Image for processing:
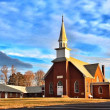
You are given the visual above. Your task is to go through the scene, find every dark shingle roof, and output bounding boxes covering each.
[0,84,43,93]
[26,86,42,93]
[0,84,22,93]
[84,63,99,77]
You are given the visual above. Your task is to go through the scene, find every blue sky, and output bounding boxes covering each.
[0,0,110,79]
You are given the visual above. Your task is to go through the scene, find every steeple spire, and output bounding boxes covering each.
[58,16,68,48]
[55,16,71,59]
[62,15,64,22]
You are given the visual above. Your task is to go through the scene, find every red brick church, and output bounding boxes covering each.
[44,16,110,99]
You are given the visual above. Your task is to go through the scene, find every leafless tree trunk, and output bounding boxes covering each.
[24,71,34,86]
[35,70,45,86]
[11,65,16,75]
[1,65,8,84]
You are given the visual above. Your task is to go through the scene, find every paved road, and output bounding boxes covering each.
[3,102,110,110]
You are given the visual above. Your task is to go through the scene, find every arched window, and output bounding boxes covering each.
[98,86,103,94]
[87,81,89,92]
[74,81,79,93]
[97,76,99,82]
[57,81,63,86]
[49,82,53,94]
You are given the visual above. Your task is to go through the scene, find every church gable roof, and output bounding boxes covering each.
[52,57,98,78]
[47,57,100,79]
[69,57,93,78]
[52,57,94,78]
[84,63,99,77]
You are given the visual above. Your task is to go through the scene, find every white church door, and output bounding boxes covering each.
[5,92,8,98]
[57,81,63,96]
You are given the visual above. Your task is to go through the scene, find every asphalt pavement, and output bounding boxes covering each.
[3,102,110,110]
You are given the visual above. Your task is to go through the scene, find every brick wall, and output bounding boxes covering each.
[45,61,67,97]
[93,85,109,99]
[45,65,54,97]
[45,61,105,98]
[0,92,21,98]
[93,65,103,82]
[69,62,85,98]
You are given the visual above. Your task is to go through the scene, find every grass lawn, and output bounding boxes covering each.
[0,98,110,109]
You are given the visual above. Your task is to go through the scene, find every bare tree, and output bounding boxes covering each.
[24,71,35,86]
[0,74,4,84]
[11,65,16,75]
[35,70,45,86]
[1,65,8,84]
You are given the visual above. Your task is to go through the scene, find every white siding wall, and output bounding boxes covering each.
[57,48,70,58]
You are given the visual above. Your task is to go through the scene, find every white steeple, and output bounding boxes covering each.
[55,16,71,58]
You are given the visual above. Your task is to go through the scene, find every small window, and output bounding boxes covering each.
[16,93,18,97]
[74,81,79,93]
[49,82,53,94]
[97,76,99,82]
[35,94,37,96]
[57,81,63,86]
[59,43,62,48]
[10,93,12,97]
[98,86,103,94]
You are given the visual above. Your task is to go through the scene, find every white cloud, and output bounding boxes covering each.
[7,52,24,57]
[69,31,110,51]
[101,0,110,14]
[73,53,110,68]
[0,1,19,13]
[33,63,51,69]
[98,23,110,31]
[82,0,96,12]
[2,48,55,59]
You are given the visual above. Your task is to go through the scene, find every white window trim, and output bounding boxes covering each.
[74,81,79,93]
[98,86,103,94]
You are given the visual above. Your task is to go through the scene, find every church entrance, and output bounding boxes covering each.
[57,81,63,96]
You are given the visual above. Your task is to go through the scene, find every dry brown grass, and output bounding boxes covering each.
[0,98,110,109]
